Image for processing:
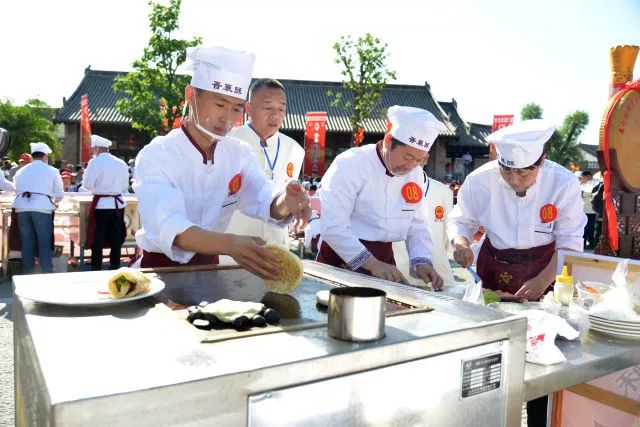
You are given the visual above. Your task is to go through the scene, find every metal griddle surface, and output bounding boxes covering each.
[152,268,411,335]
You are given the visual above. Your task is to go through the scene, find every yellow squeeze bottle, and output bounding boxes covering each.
[554,265,574,306]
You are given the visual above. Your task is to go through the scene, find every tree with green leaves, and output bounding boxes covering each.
[520,103,587,167]
[113,0,201,137]
[520,103,543,120]
[328,34,397,145]
[0,99,61,160]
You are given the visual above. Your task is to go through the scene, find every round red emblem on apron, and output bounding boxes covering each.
[228,173,242,195]
[402,182,422,204]
[434,205,445,220]
[540,203,557,223]
[286,162,294,178]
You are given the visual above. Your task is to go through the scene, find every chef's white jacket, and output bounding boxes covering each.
[0,175,15,192]
[133,126,290,264]
[448,160,586,252]
[12,160,64,212]
[224,124,304,245]
[304,217,322,253]
[320,143,435,270]
[394,174,455,284]
[81,152,130,209]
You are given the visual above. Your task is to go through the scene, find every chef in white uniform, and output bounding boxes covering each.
[11,142,64,274]
[225,78,305,246]
[318,106,444,288]
[81,135,130,271]
[393,162,455,286]
[448,119,586,301]
[133,46,310,279]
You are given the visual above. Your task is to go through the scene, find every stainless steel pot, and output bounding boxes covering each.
[328,287,386,342]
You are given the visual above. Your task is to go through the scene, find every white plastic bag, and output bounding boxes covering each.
[521,310,579,365]
[539,293,591,339]
[589,259,640,321]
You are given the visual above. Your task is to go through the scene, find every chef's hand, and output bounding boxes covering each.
[271,181,311,229]
[227,236,281,280]
[514,275,550,301]
[415,264,443,290]
[453,245,474,268]
[365,259,407,283]
[286,181,311,229]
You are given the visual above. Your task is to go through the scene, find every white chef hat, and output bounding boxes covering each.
[30,142,52,154]
[187,46,255,101]
[387,106,446,152]
[91,135,112,148]
[488,119,555,168]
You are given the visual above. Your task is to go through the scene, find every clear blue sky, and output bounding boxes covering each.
[1,0,639,145]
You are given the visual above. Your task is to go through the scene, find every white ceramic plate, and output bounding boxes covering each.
[590,320,640,332]
[589,314,640,327]
[591,322,640,336]
[590,323,640,334]
[15,276,165,307]
[590,325,640,340]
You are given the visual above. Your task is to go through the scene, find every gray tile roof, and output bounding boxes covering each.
[278,79,455,136]
[56,68,490,146]
[579,143,598,162]
[56,69,130,124]
[469,122,492,141]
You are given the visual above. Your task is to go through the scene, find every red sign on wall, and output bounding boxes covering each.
[80,95,92,163]
[304,112,327,176]
[491,114,514,132]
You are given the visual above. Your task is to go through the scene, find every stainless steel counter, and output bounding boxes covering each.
[523,331,640,401]
[14,261,527,426]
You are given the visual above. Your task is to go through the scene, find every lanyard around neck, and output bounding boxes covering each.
[248,123,280,180]
[263,137,280,180]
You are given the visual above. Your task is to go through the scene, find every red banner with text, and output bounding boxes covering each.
[80,95,92,164]
[491,114,514,132]
[304,112,327,176]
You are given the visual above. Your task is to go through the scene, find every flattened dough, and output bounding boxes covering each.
[263,244,304,294]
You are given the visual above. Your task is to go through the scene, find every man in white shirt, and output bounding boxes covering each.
[318,106,444,288]
[579,170,597,249]
[133,46,310,277]
[462,150,473,176]
[449,119,586,427]
[81,135,130,271]
[225,78,305,246]
[11,142,64,273]
[449,120,586,301]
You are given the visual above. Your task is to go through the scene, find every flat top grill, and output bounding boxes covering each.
[153,266,418,343]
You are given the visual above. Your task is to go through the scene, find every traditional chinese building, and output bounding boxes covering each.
[578,143,600,172]
[55,67,491,180]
